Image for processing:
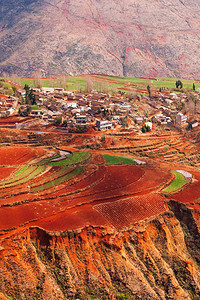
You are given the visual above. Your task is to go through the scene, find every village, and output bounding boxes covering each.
[0,78,200,135]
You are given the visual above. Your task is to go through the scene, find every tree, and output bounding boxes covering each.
[142,124,151,133]
[187,123,193,130]
[62,120,67,127]
[24,85,36,105]
[142,125,146,133]
[32,70,42,88]
[85,76,93,92]
[147,85,151,99]
[175,80,183,89]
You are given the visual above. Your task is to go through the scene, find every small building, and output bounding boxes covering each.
[75,114,87,124]
[63,102,77,109]
[190,120,198,128]
[96,120,113,131]
[145,121,153,131]
[30,110,44,118]
[176,113,187,127]
[135,116,144,125]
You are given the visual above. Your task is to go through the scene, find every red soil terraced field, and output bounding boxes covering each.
[2,147,199,234]
[0,150,174,233]
[0,147,45,165]
[0,167,16,180]
[170,171,200,204]
[94,193,167,228]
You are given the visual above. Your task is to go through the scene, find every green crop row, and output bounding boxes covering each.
[0,166,36,186]
[31,166,83,193]
[30,166,73,188]
[1,166,45,188]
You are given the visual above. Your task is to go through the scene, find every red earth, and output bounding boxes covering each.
[0,147,45,165]
[1,147,199,235]
[0,167,16,180]
[0,153,173,233]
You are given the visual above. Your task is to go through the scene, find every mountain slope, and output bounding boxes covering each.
[1,0,200,77]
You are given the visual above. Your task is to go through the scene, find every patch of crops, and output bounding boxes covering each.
[102,154,137,165]
[31,166,83,192]
[0,166,37,186]
[162,171,187,194]
[38,154,60,165]
[1,166,45,188]
[49,151,90,166]
[15,166,28,175]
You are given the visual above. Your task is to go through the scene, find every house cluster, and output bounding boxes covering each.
[0,95,18,118]
[18,87,134,131]
[3,84,199,133]
[132,91,200,131]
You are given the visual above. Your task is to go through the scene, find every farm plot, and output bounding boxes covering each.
[94,193,166,228]
[40,165,106,199]
[49,151,90,166]
[35,204,109,231]
[102,154,137,165]
[162,171,188,194]
[64,165,144,199]
[0,166,38,186]
[170,171,200,203]
[57,166,170,208]
[0,166,45,188]
[0,147,45,165]
[31,166,83,193]
[0,167,16,180]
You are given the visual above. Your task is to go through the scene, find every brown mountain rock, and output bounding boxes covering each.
[1,0,200,77]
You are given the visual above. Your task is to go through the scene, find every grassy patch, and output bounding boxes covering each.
[31,166,83,192]
[31,105,40,110]
[102,154,137,165]
[13,75,200,93]
[119,156,137,165]
[163,171,187,194]
[49,151,90,166]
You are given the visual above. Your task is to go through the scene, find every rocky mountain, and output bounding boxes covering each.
[1,0,200,78]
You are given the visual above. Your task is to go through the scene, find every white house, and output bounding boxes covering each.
[96,120,113,131]
[145,121,153,131]
[176,113,187,127]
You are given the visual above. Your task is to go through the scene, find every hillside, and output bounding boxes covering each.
[1,0,200,77]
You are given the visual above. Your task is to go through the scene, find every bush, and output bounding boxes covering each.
[142,125,151,133]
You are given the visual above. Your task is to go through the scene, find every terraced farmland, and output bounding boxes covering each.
[0,144,198,235]
[0,146,176,233]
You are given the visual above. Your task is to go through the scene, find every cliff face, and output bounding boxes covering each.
[0,202,200,300]
[1,0,200,78]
